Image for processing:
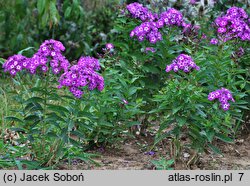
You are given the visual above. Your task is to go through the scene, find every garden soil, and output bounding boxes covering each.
[60,129,250,170]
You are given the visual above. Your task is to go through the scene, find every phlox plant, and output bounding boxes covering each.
[1,39,112,168]
[2,37,147,168]
[107,3,249,160]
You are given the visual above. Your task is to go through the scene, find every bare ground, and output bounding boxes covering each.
[59,130,250,170]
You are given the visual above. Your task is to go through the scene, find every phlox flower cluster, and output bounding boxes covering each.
[129,21,162,43]
[126,2,157,22]
[208,88,235,111]
[34,39,70,74]
[189,0,196,5]
[58,57,104,98]
[127,3,184,44]
[159,8,183,27]
[3,39,70,76]
[77,56,101,71]
[215,6,250,41]
[165,54,200,73]
[3,54,28,76]
[3,40,105,99]
[105,43,114,51]
[210,38,219,45]
[102,43,115,55]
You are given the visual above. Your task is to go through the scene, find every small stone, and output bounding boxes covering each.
[183,152,190,158]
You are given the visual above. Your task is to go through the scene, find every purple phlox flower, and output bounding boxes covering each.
[2,54,28,76]
[221,102,230,111]
[77,56,101,71]
[145,151,155,156]
[33,40,70,74]
[201,33,207,39]
[105,43,114,50]
[160,8,183,27]
[208,88,234,111]
[58,56,104,98]
[3,39,70,76]
[165,54,199,73]
[127,3,185,44]
[208,92,216,101]
[190,0,196,5]
[122,99,128,104]
[130,21,163,44]
[214,7,250,42]
[210,38,219,45]
[127,2,156,22]
[165,64,172,72]
[98,147,105,153]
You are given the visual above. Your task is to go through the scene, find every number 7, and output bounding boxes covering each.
[238,173,244,181]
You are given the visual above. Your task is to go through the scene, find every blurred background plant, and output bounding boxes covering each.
[0,0,120,60]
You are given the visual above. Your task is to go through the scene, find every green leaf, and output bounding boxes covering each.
[166,159,175,166]
[46,132,58,138]
[24,115,40,123]
[0,58,6,65]
[74,154,100,166]
[20,160,42,170]
[24,102,43,112]
[173,106,182,114]
[202,46,215,51]
[206,130,215,142]
[99,121,113,127]
[64,7,72,18]
[207,143,222,155]
[49,1,59,25]
[69,138,81,146]
[37,0,46,14]
[44,113,65,124]
[153,130,173,148]
[14,160,23,170]
[128,86,139,96]
[18,47,34,55]
[78,111,94,119]
[47,104,70,115]
[25,97,44,104]
[215,133,233,143]
[5,116,24,124]
[70,130,85,139]
[10,127,26,133]
[68,120,75,131]
[126,121,140,127]
[41,12,49,28]
[159,120,173,132]
[176,116,186,127]
[30,87,47,94]
[142,65,160,74]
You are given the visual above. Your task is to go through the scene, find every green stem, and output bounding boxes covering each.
[41,74,50,157]
[16,74,32,98]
